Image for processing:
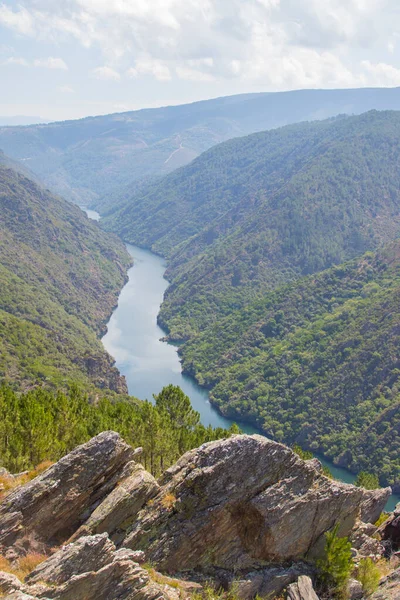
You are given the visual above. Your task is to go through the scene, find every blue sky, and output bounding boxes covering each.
[1,0,400,121]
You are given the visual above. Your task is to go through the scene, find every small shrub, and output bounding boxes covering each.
[317,524,353,599]
[26,461,54,481]
[357,558,380,597]
[161,493,177,510]
[374,512,389,527]
[293,444,313,460]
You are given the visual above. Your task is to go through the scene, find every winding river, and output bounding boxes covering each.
[85,207,399,511]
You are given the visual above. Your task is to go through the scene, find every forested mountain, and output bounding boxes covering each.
[0,157,131,393]
[1,88,400,208]
[178,242,400,490]
[104,111,400,339]
[102,110,400,489]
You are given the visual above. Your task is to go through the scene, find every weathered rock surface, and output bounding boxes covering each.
[0,571,24,595]
[286,576,319,600]
[0,432,135,550]
[12,534,177,600]
[347,579,364,600]
[72,462,159,543]
[231,564,315,600]
[372,567,400,600]
[26,534,115,585]
[379,503,400,554]
[124,435,390,573]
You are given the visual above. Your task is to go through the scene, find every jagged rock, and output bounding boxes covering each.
[22,534,176,600]
[231,564,315,600]
[351,521,384,559]
[306,459,323,473]
[286,576,319,600]
[360,492,392,525]
[0,468,13,480]
[71,462,159,543]
[26,534,115,585]
[5,593,41,600]
[379,503,400,553]
[348,579,364,600]
[0,571,24,594]
[371,566,400,599]
[124,435,390,573]
[0,432,135,550]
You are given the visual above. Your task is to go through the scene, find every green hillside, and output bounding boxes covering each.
[104,111,400,343]
[0,160,131,394]
[178,242,400,490]
[1,88,400,209]
[102,111,400,489]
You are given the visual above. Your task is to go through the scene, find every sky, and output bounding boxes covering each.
[1,0,400,122]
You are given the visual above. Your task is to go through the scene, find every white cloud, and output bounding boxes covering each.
[128,58,171,82]
[91,65,120,81]
[0,0,399,91]
[361,60,400,86]
[2,56,29,66]
[34,57,68,70]
[0,4,34,35]
[176,66,215,82]
[58,85,75,93]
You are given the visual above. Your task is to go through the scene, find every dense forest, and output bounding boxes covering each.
[177,242,400,489]
[103,111,400,345]
[0,159,131,394]
[0,383,237,477]
[101,111,400,489]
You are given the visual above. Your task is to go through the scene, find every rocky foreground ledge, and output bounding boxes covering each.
[0,432,398,600]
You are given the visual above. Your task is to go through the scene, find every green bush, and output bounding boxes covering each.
[317,524,353,599]
[357,558,381,597]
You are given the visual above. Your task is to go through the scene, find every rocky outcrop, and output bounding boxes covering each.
[0,432,394,600]
[124,435,390,573]
[286,576,319,600]
[378,503,400,554]
[2,534,179,600]
[231,564,315,600]
[372,567,400,600]
[0,432,135,550]
[71,461,159,544]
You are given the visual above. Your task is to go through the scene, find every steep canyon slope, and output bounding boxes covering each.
[0,156,131,393]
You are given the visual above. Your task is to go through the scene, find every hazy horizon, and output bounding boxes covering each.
[2,0,400,121]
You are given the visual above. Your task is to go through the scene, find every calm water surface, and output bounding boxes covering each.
[84,207,399,511]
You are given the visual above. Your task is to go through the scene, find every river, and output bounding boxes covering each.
[84,207,399,511]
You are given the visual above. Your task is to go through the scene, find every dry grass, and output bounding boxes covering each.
[161,493,177,510]
[26,461,54,481]
[376,558,392,578]
[146,567,181,589]
[0,552,47,581]
[0,461,53,501]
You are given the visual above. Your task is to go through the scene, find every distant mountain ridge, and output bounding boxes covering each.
[1,87,400,208]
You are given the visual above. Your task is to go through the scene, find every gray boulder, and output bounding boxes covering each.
[22,534,177,600]
[0,432,135,549]
[286,576,320,600]
[372,567,400,600]
[71,462,159,543]
[124,435,390,573]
